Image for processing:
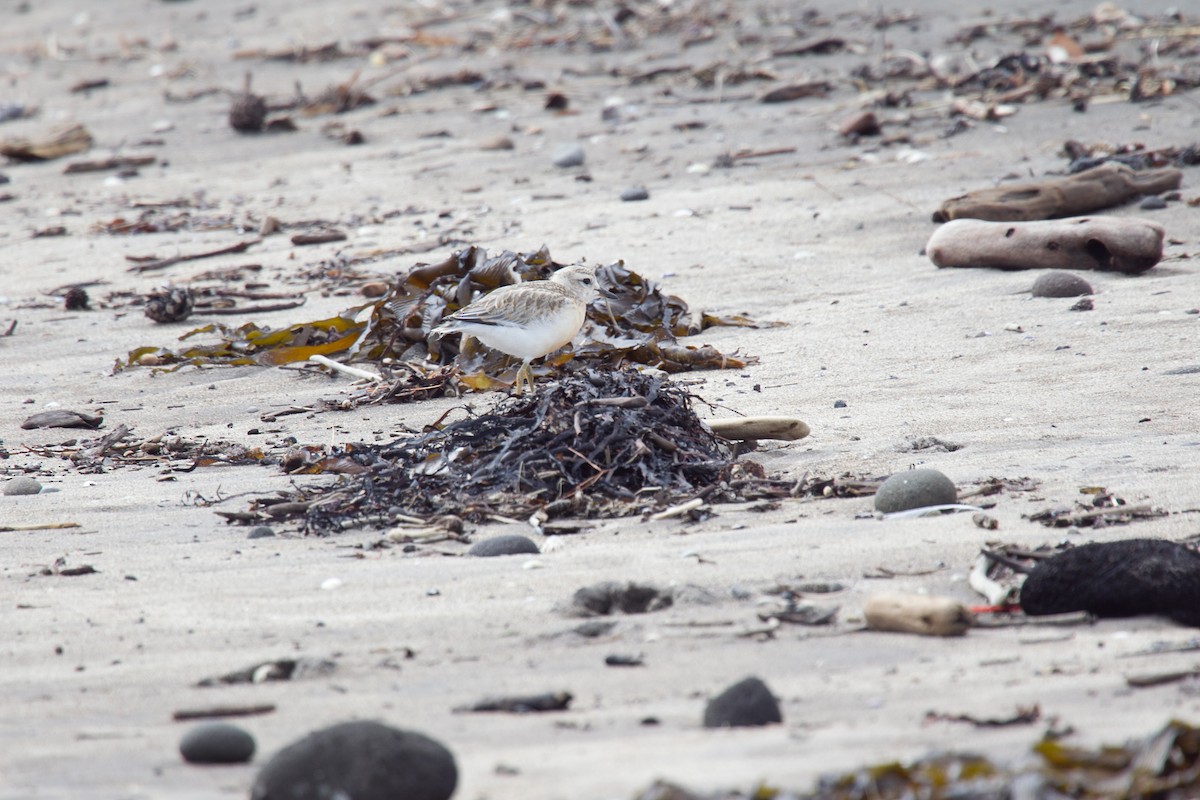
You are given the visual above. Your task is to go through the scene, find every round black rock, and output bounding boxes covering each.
[468,534,540,557]
[702,676,782,728]
[179,722,256,765]
[874,468,957,513]
[1021,539,1200,626]
[251,720,457,800]
[1031,271,1093,298]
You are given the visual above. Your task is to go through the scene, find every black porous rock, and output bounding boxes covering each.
[230,93,267,133]
[702,676,782,728]
[468,534,540,557]
[1031,270,1093,298]
[63,286,90,310]
[144,286,195,323]
[1020,539,1200,626]
[874,468,957,513]
[251,721,457,800]
[568,581,673,616]
[179,722,256,764]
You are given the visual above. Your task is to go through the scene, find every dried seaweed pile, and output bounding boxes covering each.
[124,245,764,394]
[265,370,783,533]
[639,719,1200,799]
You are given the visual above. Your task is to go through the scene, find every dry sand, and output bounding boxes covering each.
[2,1,1199,798]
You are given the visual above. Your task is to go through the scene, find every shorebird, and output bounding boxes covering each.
[433,264,606,395]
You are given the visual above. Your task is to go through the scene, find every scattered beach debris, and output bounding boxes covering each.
[195,657,337,687]
[928,216,1165,273]
[245,370,798,531]
[144,286,195,323]
[0,122,93,162]
[568,581,674,617]
[121,245,762,390]
[635,719,1200,799]
[924,704,1041,728]
[20,410,103,430]
[864,593,973,636]
[172,704,277,722]
[458,691,572,714]
[932,163,1181,222]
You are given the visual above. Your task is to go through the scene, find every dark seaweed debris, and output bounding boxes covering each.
[273,370,789,533]
[1020,538,1200,627]
[635,719,1200,799]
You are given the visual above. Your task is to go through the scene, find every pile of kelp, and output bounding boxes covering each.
[124,245,766,395]
[256,369,792,532]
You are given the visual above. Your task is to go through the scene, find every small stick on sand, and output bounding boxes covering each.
[309,354,382,382]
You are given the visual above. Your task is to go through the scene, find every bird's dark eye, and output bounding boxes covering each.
[582,278,592,285]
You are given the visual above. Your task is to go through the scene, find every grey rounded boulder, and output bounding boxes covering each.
[874,468,957,513]
[179,722,256,764]
[4,476,43,496]
[251,720,457,800]
[702,676,782,728]
[468,534,540,557]
[1031,271,1093,298]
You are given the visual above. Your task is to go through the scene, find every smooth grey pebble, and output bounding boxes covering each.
[620,186,649,201]
[1031,270,1093,298]
[468,534,540,557]
[874,468,957,513]
[4,476,43,496]
[1139,195,1167,210]
[180,722,256,765]
[251,720,457,800]
[551,143,585,168]
[248,526,276,539]
[833,399,847,408]
[703,676,782,728]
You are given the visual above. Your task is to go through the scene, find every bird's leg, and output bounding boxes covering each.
[512,360,533,396]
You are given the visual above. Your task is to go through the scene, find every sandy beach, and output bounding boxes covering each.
[3,1,1200,797]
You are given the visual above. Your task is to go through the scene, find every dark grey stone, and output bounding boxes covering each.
[620,186,649,201]
[1031,270,1093,298]
[179,722,256,764]
[703,676,782,728]
[251,721,457,800]
[874,468,957,513]
[248,526,276,539]
[468,534,540,557]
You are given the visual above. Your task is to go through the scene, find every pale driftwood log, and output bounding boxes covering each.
[863,593,973,636]
[707,417,810,442]
[933,162,1181,222]
[927,216,1164,274]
